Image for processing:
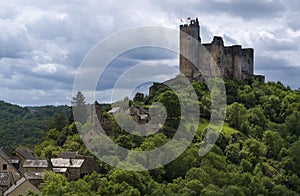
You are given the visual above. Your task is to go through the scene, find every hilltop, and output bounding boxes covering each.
[30,78,300,195]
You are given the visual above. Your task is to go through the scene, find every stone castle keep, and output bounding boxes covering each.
[180,18,258,81]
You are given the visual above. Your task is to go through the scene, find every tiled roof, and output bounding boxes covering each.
[24,172,44,180]
[51,158,84,168]
[15,148,39,160]
[0,149,11,161]
[23,159,48,168]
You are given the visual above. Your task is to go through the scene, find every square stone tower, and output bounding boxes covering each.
[179,18,201,81]
[179,18,255,81]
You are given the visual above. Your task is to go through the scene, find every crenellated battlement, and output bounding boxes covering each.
[179,18,263,82]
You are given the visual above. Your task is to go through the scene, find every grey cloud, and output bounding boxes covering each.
[286,13,300,31]
[223,34,238,45]
[255,56,300,89]
[260,66,300,89]
[125,47,177,61]
[263,38,297,51]
[0,20,32,58]
[0,0,299,105]
[164,0,285,20]
[256,56,290,70]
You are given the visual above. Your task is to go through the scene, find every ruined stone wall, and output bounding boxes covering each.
[179,18,254,82]
[241,48,254,80]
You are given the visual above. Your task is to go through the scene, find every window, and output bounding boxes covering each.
[217,57,221,66]
[3,164,7,170]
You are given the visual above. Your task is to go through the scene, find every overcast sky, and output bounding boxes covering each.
[1,0,300,106]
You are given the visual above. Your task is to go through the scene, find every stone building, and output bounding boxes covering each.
[179,18,262,81]
[22,159,48,186]
[0,149,21,186]
[3,177,40,196]
[0,173,13,196]
[51,152,100,181]
[11,148,39,171]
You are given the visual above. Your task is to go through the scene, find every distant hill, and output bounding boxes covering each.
[0,100,71,152]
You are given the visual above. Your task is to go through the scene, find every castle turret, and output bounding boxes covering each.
[179,18,201,80]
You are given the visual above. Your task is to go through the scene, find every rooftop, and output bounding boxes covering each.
[15,148,39,160]
[24,172,44,180]
[0,148,11,161]
[23,159,48,168]
[51,158,84,168]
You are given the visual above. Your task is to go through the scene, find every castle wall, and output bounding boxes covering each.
[210,37,225,77]
[241,48,254,80]
[179,18,255,82]
[232,45,242,81]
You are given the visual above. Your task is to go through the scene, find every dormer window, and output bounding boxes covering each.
[3,164,7,170]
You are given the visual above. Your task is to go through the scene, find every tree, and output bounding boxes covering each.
[47,112,68,131]
[240,138,267,165]
[262,130,284,159]
[133,92,144,103]
[71,91,88,124]
[226,102,249,133]
[247,106,267,139]
[290,140,300,176]
[285,111,300,136]
[40,171,69,195]
[156,90,180,119]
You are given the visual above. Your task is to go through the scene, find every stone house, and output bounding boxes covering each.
[0,149,21,184]
[50,151,100,181]
[22,159,48,186]
[129,106,150,124]
[50,158,85,180]
[11,148,39,170]
[3,177,40,196]
[0,173,13,196]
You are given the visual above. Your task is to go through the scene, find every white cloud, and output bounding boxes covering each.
[0,0,299,105]
[32,63,58,74]
[0,19,32,58]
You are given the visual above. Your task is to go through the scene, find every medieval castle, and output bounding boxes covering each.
[179,18,264,81]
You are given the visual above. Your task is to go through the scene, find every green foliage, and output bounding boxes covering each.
[226,102,248,133]
[8,79,300,195]
[71,91,88,124]
[0,100,70,152]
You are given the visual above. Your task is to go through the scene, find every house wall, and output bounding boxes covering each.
[1,186,9,196]
[79,157,99,175]
[23,167,46,174]
[4,180,40,196]
[0,157,20,183]
[67,168,80,181]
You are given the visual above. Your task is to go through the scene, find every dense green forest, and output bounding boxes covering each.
[9,79,300,195]
[0,101,71,152]
[27,80,300,196]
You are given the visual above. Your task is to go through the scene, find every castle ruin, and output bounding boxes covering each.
[180,18,260,81]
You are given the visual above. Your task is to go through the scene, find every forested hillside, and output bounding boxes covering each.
[0,101,71,152]
[33,79,300,195]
